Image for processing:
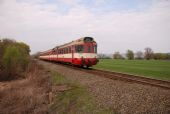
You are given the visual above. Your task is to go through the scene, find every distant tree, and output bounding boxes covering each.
[153,53,162,60]
[98,54,105,59]
[126,50,134,60]
[144,47,153,60]
[135,51,143,59]
[153,53,170,60]
[167,53,170,60]
[31,52,41,59]
[113,52,124,59]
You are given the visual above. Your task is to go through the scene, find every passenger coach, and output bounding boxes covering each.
[39,37,98,67]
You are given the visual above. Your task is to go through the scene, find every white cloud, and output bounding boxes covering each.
[0,0,170,54]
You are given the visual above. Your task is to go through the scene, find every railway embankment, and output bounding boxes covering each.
[38,60,170,114]
[0,61,51,114]
[0,60,113,114]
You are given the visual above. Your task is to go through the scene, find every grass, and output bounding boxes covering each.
[93,59,170,80]
[0,62,50,114]
[50,72,114,114]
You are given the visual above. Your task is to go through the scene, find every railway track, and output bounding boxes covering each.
[46,61,170,89]
[72,67,170,89]
[86,69,170,89]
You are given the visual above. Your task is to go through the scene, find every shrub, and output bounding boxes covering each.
[2,45,29,79]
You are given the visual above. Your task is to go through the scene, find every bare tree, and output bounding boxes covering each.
[126,50,134,60]
[113,52,123,59]
[144,47,153,60]
[98,54,105,59]
[135,51,143,59]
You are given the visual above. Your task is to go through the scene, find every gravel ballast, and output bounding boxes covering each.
[39,60,170,114]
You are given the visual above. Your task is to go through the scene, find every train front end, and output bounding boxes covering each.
[73,37,99,67]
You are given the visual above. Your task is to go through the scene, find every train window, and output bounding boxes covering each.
[76,45,84,53]
[69,47,71,53]
[67,47,70,53]
[84,37,93,42]
[66,48,68,54]
[65,48,67,54]
[94,45,97,53]
[64,48,65,54]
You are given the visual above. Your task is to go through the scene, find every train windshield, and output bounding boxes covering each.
[75,45,84,53]
[87,45,97,53]
[87,46,92,53]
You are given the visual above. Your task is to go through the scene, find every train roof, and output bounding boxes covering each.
[54,37,96,49]
[39,49,52,54]
[40,37,96,54]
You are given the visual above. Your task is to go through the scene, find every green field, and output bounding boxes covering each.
[93,59,170,80]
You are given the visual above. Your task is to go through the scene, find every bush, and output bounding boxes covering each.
[2,46,29,79]
[0,39,30,80]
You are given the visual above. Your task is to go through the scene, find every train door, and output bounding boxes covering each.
[71,45,74,63]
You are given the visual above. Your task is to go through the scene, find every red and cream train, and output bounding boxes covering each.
[39,37,99,67]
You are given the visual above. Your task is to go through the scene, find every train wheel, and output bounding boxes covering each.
[86,66,89,68]
[82,65,89,69]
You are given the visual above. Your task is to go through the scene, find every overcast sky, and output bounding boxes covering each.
[0,0,170,54]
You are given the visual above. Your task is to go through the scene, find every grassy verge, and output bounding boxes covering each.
[50,72,114,114]
[93,59,170,80]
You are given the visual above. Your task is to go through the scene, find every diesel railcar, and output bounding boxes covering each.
[39,37,98,67]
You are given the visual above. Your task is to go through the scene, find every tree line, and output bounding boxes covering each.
[114,47,170,60]
[98,47,170,60]
[0,38,30,80]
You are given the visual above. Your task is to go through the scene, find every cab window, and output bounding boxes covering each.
[87,46,92,53]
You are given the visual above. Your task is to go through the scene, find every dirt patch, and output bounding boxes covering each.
[52,85,72,92]
[0,62,51,114]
